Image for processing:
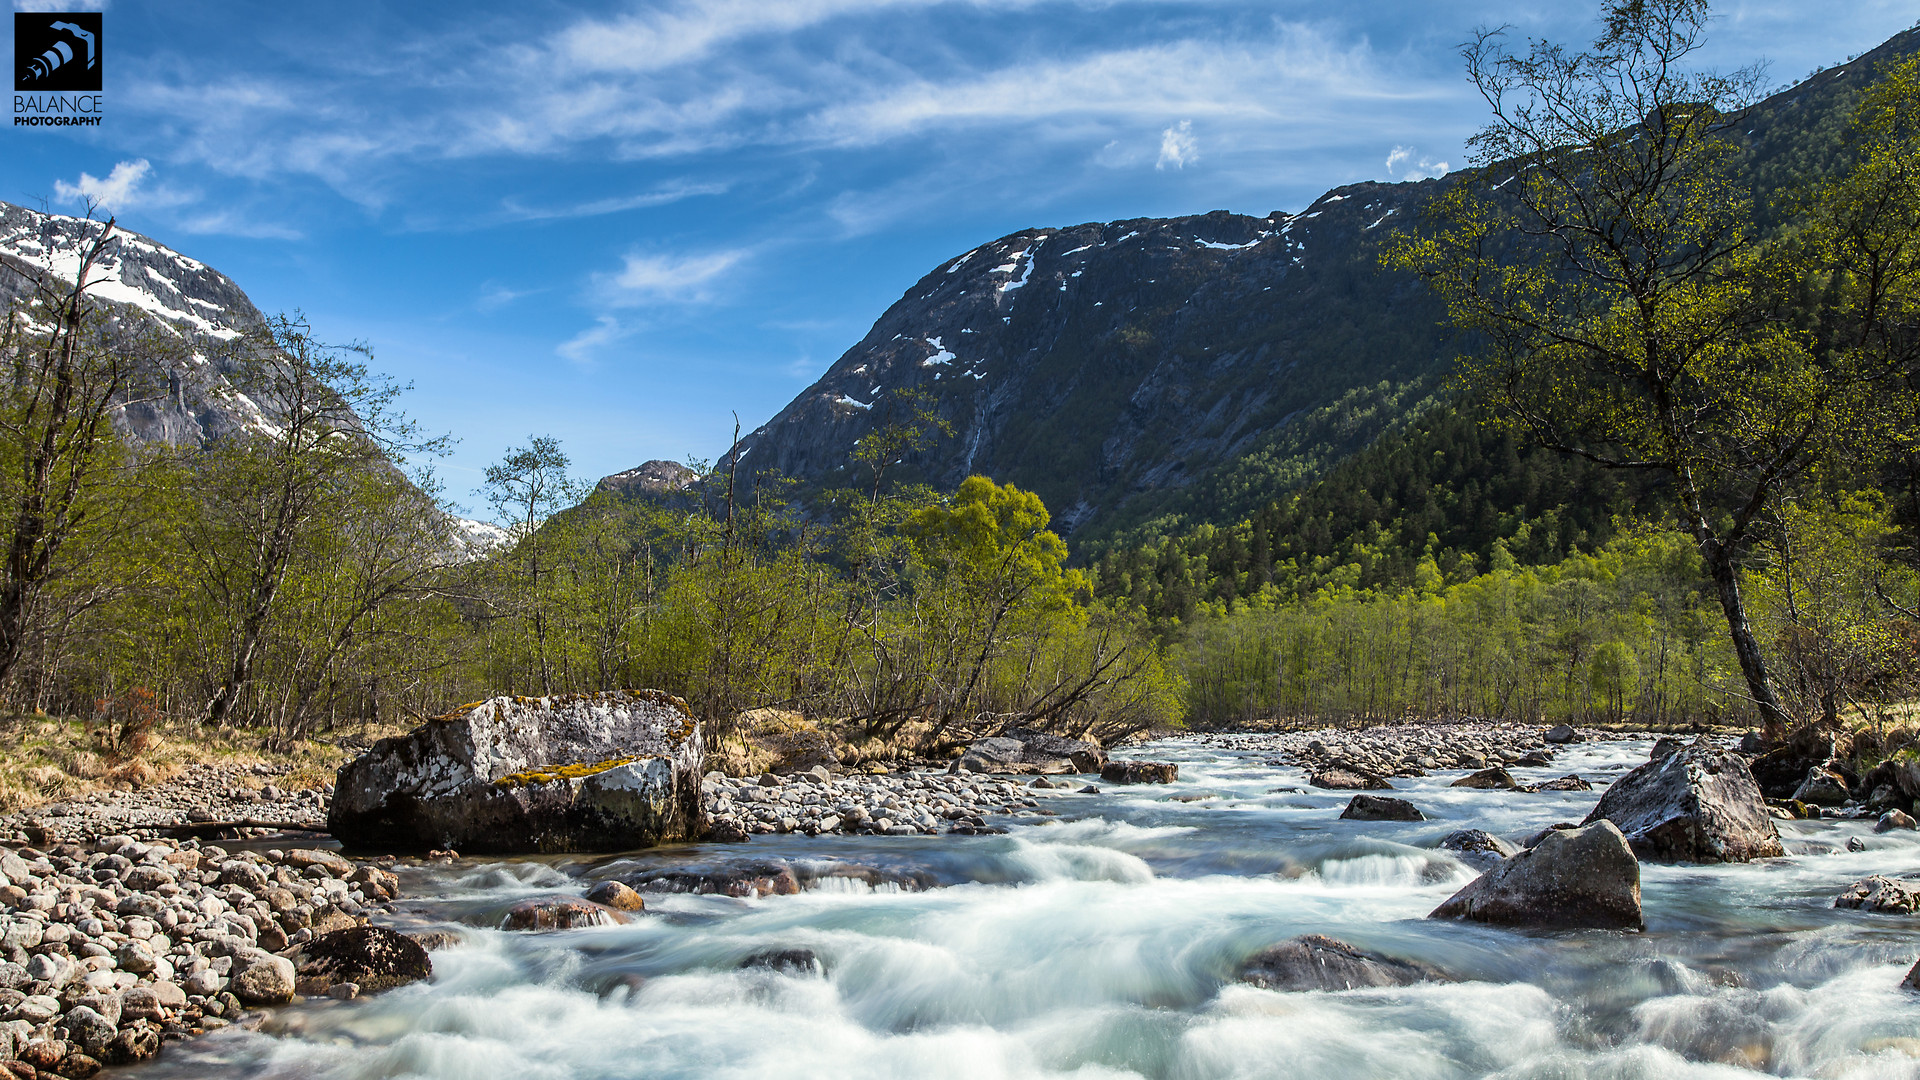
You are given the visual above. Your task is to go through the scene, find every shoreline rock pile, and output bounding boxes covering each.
[0,763,329,849]
[1176,721,1608,787]
[0,835,412,1077]
[702,766,1068,838]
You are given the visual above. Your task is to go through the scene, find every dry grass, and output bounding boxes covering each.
[0,713,411,813]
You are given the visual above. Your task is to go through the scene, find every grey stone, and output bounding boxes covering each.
[228,950,296,1004]
[1793,767,1852,807]
[1430,821,1643,930]
[1835,875,1920,914]
[329,690,706,854]
[1240,935,1445,991]
[1877,810,1918,833]
[1580,745,1784,863]
[1437,829,1519,871]
[1339,794,1425,822]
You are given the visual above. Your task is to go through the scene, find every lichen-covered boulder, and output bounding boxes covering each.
[1579,744,1783,863]
[329,690,705,854]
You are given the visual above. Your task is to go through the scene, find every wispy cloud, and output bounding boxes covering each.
[600,248,748,306]
[556,315,629,365]
[497,181,728,222]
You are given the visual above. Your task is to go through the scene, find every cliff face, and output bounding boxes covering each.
[717,26,1920,543]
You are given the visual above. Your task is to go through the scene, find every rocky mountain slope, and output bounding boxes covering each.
[0,204,283,447]
[710,26,1920,545]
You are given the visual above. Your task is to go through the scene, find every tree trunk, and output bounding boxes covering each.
[1699,537,1793,742]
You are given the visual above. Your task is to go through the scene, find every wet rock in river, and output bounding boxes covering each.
[1543,725,1581,744]
[1004,728,1108,773]
[1792,766,1852,807]
[285,926,432,995]
[1309,768,1391,791]
[739,948,821,976]
[1339,795,1425,822]
[1437,829,1519,871]
[1101,761,1178,784]
[1877,810,1918,833]
[1580,745,1784,863]
[1536,775,1594,792]
[501,897,632,931]
[1429,821,1643,930]
[584,880,647,911]
[1451,768,1518,790]
[329,690,706,854]
[1903,959,1920,991]
[1239,935,1445,992]
[1834,875,1920,914]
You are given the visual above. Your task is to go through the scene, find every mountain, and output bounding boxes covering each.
[0,203,505,556]
[0,203,284,447]
[706,25,1920,548]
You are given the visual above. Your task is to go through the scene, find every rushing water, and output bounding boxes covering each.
[123,737,1920,1079]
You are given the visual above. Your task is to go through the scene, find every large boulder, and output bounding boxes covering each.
[1429,821,1643,930]
[1239,935,1444,991]
[1101,760,1178,784]
[1579,744,1783,863]
[286,926,433,995]
[329,690,705,854]
[1005,727,1107,773]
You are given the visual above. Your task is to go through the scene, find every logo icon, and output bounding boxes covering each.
[14,13,102,93]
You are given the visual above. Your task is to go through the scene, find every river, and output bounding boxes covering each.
[121,736,1920,1079]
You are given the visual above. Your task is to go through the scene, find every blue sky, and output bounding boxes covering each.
[5,1,1916,518]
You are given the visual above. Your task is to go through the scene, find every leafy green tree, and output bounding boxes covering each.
[481,436,586,694]
[1385,0,1873,740]
[196,314,449,729]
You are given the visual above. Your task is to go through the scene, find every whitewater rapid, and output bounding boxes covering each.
[128,738,1920,1079]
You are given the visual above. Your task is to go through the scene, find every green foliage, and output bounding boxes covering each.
[1173,527,1737,727]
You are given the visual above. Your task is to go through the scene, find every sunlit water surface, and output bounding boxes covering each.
[123,737,1920,1079]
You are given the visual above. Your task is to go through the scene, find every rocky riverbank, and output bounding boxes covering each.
[0,835,404,1078]
[1172,720,1614,779]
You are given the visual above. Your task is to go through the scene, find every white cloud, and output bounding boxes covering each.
[1157,120,1196,170]
[54,159,154,211]
[601,248,748,306]
[1385,145,1449,181]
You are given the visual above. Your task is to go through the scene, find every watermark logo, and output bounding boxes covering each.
[15,13,100,92]
[15,13,102,128]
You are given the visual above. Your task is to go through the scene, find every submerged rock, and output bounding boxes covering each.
[1339,794,1425,822]
[1101,761,1179,784]
[1238,935,1445,991]
[1429,821,1643,930]
[1437,829,1519,871]
[1451,768,1518,790]
[286,926,432,995]
[329,690,706,854]
[1834,875,1920,914]
[1580,745,1784,863]
[739,948,821,976]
